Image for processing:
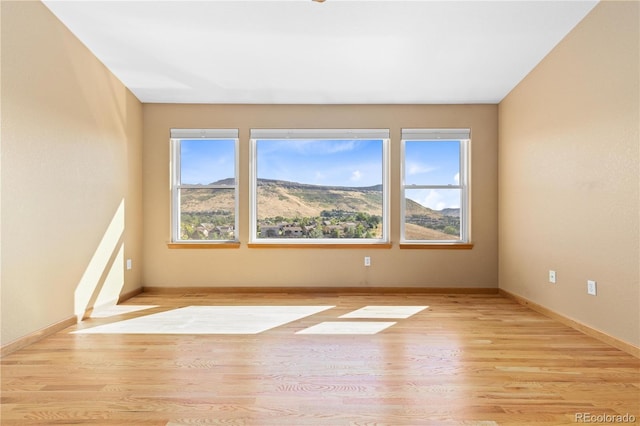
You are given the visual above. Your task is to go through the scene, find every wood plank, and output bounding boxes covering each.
[142,286,499,295]
[500,289,640,358]
[1,292,638,425]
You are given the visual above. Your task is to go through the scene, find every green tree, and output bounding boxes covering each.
[443,225,459,235]
[309,227,324,238]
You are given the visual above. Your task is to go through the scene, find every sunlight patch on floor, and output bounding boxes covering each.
[339,305,428,319]
[74,305,334,335]
[296,321,397,335]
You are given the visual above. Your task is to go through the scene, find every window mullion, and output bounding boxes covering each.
[404,184,462,190]
[171,139,181,242]
[179,184,236,190]
[461,139,470,241]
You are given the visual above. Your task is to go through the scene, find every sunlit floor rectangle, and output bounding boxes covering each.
[296,321,396,334]
[339,305,428,318]
[74,305,334,334]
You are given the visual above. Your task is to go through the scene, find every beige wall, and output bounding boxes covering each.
[1,1,143,345]
[499,1,640,346]
[143,104,498,288]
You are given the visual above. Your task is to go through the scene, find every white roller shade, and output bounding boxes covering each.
[171,129,238,139]
[251,129,390,140]
[401,128,470,140]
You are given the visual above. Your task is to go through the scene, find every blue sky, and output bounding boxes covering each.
[180,139,236,185]
[404,141,461,210]
[404,141,460,186]
[257,139,383,187]
[180,138,462,210]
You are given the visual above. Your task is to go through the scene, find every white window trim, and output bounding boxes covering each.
[249,129,390,245]
[400,129,471,244]
[170,129,239,243]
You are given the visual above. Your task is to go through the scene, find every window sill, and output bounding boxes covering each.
[399,243,474,250]
[247,243,393,249]
[165,242,471,250]
[167,242,241,249]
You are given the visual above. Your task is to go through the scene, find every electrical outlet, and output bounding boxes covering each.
[587,280,597,296]
[126,259,132,270]
[364,256,371,266]
[549,270,556,284]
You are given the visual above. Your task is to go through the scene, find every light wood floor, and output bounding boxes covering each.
[2,292,639,425]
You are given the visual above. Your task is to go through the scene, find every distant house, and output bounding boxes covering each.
[323,225,342,236]
[215,226,234,237]
[195,226,209,237]
[260,225,281,238]
[283,225,304,237]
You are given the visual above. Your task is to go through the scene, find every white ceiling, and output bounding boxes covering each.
[42,0,598,104]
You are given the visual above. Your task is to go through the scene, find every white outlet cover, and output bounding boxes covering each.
[587,280,597,295]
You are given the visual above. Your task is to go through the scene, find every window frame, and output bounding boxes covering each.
[400,129,471,246]
[249,129,390,246]
[170,129,240,245]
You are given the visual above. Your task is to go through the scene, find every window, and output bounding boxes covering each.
[170,129,239,243]
[250,129,389,245]
[401,129,470,244]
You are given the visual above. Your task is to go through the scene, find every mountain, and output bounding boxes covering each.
[255,178,383,193]
[403,198,460,239]
[255,179,383,219]
[180,178,459,239]
[180,178,383,216]
[441,208,460,217]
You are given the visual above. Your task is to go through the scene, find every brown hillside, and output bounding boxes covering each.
[256,181,382,220]
[180,182,383,219]
[256,185,320,219]
[405,198,438,216]
[181,182,457,234]
[181,189,235,212]
[404,223,453,240]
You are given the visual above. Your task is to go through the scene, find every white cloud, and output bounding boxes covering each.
[282,140,360,155]
[422,190,445,210]
[326,140,359,154]
[350,170,362,182]
[454,172,460,184]
[407,162,436,175]
[415,189,460,211]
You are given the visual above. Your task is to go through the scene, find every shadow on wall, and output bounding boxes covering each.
[74,199,126,321]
